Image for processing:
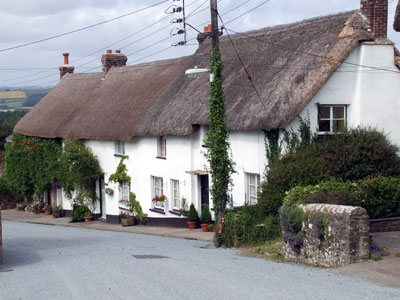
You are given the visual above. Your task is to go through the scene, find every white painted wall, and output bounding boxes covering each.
[288,43,400,147]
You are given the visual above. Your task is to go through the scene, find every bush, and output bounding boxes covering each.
[200,204,212,223]
[187,204,199,222]
[221,205,280,247]
[71,204,91,222]
[259,127,400,215]
[358,177,400,219]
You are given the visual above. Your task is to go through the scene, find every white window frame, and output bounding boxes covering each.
[245,173,260,205]
[157,136,166,158]
[171,179,180,210]
[318,105,347,134]
[120,181,130,201]
[115,141,125,155]
[151,176,164,208]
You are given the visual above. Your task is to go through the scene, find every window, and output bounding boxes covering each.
[246,173,260,205]
[120,181,130,201]
[152,176,164,208]
[171,179,180,209]
[318,105,346,134]
[115,141,125,155]
[157,136,166,158]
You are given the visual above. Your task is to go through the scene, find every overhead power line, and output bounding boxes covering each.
[0,0,169,53]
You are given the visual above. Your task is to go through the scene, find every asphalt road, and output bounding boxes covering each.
[1,221,399,300]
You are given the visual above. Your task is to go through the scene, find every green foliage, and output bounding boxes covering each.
[0,177,11,195]
[265,128,281,169]
[358,177,400,219]
[59,139,102,202]
[279,204,304,235]
[70,204,91,222]
[259,126,400,215]
[203,46,235,245]
[0,111,26,150]
[120,192,147,224]
[6,133,61,199]
[221,205,281,247]
[187,203,199,222]
[200,204,212,223]
[109,156,131,185]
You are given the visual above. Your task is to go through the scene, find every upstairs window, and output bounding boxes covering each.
[318,105,346,134]
[245,173,260,205]
[115,141,125,155]
[157,136,166,158]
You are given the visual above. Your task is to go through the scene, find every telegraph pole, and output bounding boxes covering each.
[210,0,219,48]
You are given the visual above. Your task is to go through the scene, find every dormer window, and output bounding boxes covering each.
[318,105,346,134]
[115,141,125,155]
[157,136,166,158]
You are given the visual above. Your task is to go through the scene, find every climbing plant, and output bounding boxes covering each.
[203,46,235,246]
[5,133,61,199]
[265,128,281,169]
[59,139,102,202]
[109,156,131,185]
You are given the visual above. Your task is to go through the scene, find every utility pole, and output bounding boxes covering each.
[210,0,219,48]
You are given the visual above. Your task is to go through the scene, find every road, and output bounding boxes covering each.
[1,221,399,300]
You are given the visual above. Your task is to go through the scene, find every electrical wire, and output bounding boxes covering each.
[0,0,169,53]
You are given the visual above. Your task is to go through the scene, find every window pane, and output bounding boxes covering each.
[333,106,344,119]
[319,120,330,132]
[319,106,330,119]
[333,120,345,132]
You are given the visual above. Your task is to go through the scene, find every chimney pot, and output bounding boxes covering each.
[101,50,127,77]
[59,53,74,79]
[106,49,112,54]
[115,50,121,54]
[208,24,212,32]
[63,53,69,65]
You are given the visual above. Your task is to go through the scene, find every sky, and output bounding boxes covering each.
[0,0,399,88]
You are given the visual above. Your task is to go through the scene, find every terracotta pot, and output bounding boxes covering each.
[188,221,197,230]
[121,216,135,227]
[84,216,94,222]
[201,223,209,232]
[45,209,52,215]
[36,208,41,214]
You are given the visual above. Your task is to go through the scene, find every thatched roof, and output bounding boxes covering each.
[15,10,374,140]
[395,1,400,31]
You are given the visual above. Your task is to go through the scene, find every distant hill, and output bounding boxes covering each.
[0,87,51,108]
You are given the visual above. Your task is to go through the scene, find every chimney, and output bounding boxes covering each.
[101,49,127,76]
[59,53,74,79]
[360,0,388,38]
[197,24,212,44]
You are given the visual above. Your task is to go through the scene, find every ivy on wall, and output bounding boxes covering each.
[6,133,61,199]
[109,156,131,185]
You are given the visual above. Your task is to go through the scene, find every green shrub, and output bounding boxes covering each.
[200,204,212,223]
[187,204,199,222]
[278,204,304,235]
[358,177,400,219]
[221,205,280,247]
[70,204,91,222]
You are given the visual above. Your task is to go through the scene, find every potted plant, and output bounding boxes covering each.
[180,197,189,216]
[84,211,94,222]
[207,224,215,232]
[187,203,199,230]
[45,205,52,215]
[119,211,135,226]
[52,205,63,218]
[119,192,143,226]
[200,204,212,232]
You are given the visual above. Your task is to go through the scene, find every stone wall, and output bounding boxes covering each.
[0,210,2,264]
[370,217,400,232]
[282,204,369,267]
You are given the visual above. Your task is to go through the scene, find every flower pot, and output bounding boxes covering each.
[35,208,41,214]
[188,221,197,230]
[201,223,209,232]
[121,216,135,227]
[208,226,215,232]
[84,216,94,222]
[45,209,52,215]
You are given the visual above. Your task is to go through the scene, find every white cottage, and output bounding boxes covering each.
[14,0,400,226]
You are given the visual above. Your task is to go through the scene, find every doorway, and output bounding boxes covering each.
[99,176,106,220]
[200,174,209,207]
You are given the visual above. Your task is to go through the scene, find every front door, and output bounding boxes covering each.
[200,175,209,207]
[99,176,106,220]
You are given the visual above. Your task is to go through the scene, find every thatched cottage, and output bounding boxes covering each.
[14,0,400,225]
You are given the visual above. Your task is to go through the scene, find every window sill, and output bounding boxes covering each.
[150,208,165,215]
[156,156,166,160]
[114,154,126,157]
[169,209,182,216]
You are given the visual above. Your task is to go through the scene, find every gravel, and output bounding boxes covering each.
[1,220,399,300]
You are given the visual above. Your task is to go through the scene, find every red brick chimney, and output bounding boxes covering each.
[197,24,212,44]
[59,53,74,79]
[101,50,127,76]
[360,0,388,38]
